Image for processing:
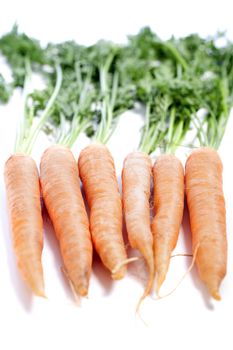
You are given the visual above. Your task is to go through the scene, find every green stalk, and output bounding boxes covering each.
[214,78,230,149]
[203,77,231,150]
[94,55,122,145]
[162,41,188,72]
[14,57,32,153]
[26,64,62,154]
[165,107,176,154]
[57,66,94,148]
[139,95,172,155]
[15,64,62,155]
[139,103,151,152]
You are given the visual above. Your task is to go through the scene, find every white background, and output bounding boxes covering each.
[0,1,233,349]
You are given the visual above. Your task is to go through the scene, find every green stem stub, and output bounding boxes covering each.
[94,56,120,145]
[139,93,192,155]
[56,63,94,148]
[14,63,62,155]
[196,76,232,150]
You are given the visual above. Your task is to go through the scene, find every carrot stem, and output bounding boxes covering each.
[57,64,93,147]
[25,64,62,154]
[94,55,122,145]
[14,64,62,155]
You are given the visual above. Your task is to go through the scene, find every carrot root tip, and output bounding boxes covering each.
[78,286,88,297]
[156,272,166,295]
[207,285,221,301]
[155,264,169,295]
[35,289,47,299]
[111,257,139,279]
[210,290,221,301]
[61,266,88,301]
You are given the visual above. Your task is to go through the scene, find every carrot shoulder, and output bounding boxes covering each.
[40,145,92,296]
[185,147,227,300]
[4,154,45,296]
[122,151,154,296]
[152,154,184,291]
[78,143,127,279]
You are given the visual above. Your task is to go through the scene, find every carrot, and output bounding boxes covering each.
[34,62,94,297]
[4,154,45,296]
[185,147,227,300]
[75,55,135,282]
[122,151,154,298]
[152,154,184,292]
[134,97,188,294]
[78,143,128,279]
[40,145,93,296]
[4,64,62,297]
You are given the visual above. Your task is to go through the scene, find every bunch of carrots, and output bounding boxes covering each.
[1,26,232,306]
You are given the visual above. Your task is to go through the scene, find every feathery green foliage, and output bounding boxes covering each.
[0,25,232,149]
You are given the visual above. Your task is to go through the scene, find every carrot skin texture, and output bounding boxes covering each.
[40,145,93,296]
[152,154,184,291]
[122,152,154,295]
[78,143,127,279]
[185,147,227,300]
[4,154,45,296]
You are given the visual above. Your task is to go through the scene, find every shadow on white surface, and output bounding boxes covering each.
[92,252,114,296]
[127,247,148,289]
[182,202,215,310]
[0,184,33,311]
[122,214,149,294]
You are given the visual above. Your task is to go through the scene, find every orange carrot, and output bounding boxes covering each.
[185,147,227,300]
[122,151,154,298]
[4,154,45,296]
[78,143,128,279]
[152,154,184,292]
[40,145,93,296]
